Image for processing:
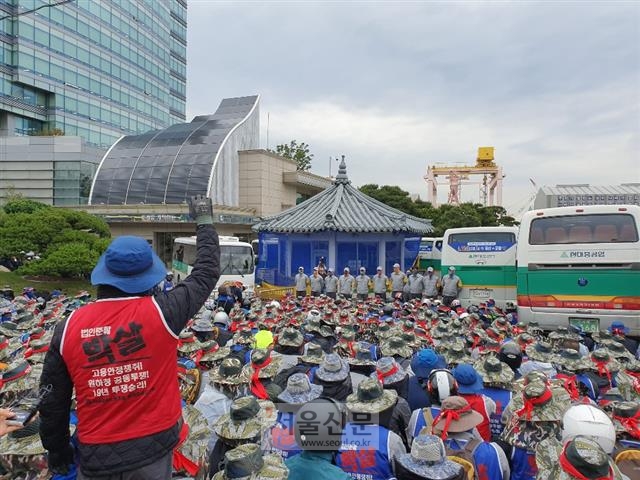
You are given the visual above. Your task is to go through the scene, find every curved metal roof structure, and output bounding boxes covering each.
[253,158,434,234]
[89,95,259,206]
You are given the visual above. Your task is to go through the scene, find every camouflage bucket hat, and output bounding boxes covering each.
[177,330,203,354]
[191,314,215,332]
[23,338,50,364]
[474,355,514,385]
[250,349,282,379]
[347,342,376,366]
[400,331,420,349]
[210,357,251,385]
[371,357,407,386]
[589,350,621,374]
[277,372,323,404]
[233,329,255,345]
[0,334,10,361]
[380,336,413,359]
[609,401,640,436]
[492,317,511,333]
[213,396,277,441]
[339,329,356,342]
[1,361,41,394]
[395,434,463,480]
[510,380,570,422]
[534,437,563,476]
[443,343,471,367]
[305,318,322,334]
[0,322,22,338]
[176,404,211,472]
[317,325,335,338]
[431,322,450,339]
[199,341,231,364]
[549,326,581,342]
[603,342,636,362]
[298,343,325,365]
[554,348,591,372]
[537,436,625,480]
[212,444,288,480]
[346,378,398,414]
[316,353,350,382]
[525,341,555,363]
[516,333,536,350]
[277,327,304,348]
[375,322,394,339]
[0,418,75,456]
[15,312,37,331]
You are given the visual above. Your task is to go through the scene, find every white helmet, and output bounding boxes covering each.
[427,369,458,404]
[451,299,461,308]
[213,311,230,327]
[562,404,616,454]
[268,300,281,309]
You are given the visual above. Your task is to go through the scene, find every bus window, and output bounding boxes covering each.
[530,214,639,245]
[220,246,255,276]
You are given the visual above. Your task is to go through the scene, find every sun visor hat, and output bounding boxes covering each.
[91,236,167,293]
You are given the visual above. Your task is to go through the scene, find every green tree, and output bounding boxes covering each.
[359,184,420,215]
[2,198,49,215]
[357,184,519,236]
[20,243,99,278]
[270,140,313,171]
[0,200,111,278]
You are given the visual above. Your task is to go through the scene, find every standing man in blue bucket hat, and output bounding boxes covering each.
[608,320,639,356]
[39,195,220,480]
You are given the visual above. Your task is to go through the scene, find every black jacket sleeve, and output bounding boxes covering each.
[39,317,73,455]
[155,224,220,336]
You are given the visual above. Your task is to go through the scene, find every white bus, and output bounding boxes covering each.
[441,226,518,308]
[172,236,256,296]
[417,237,443,274]
[517,205,640,335]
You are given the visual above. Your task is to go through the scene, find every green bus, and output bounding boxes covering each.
[517,205,640,335]
[441,227,518,308]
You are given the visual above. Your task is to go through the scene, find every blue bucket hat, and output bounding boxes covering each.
[91,236,167,293]
[608,321,629,335]
[411,348,446,380]
[452,364,483,394]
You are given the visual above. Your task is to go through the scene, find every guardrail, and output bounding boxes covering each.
[255,282,298,301]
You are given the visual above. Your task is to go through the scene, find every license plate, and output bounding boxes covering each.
[470,289,491,298]
[569,317,600,333]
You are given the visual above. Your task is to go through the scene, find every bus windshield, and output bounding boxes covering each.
[220,245,254,275]
[529,213,639,245]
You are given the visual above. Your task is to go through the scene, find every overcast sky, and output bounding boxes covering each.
[186,1,640,213]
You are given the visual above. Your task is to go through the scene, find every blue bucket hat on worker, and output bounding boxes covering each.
[608,321,630,335]
[91,236,167,293]
[452,364,484,394]
[411,348,446,380]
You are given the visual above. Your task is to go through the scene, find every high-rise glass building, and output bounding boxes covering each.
[0,0,187,148]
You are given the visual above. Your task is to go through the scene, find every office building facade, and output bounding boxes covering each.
[534,184,640,209]
[0,0,186,148]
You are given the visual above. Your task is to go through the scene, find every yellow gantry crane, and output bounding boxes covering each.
[424,147,504,207]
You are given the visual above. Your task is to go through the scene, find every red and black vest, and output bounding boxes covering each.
[61,296,181,444]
